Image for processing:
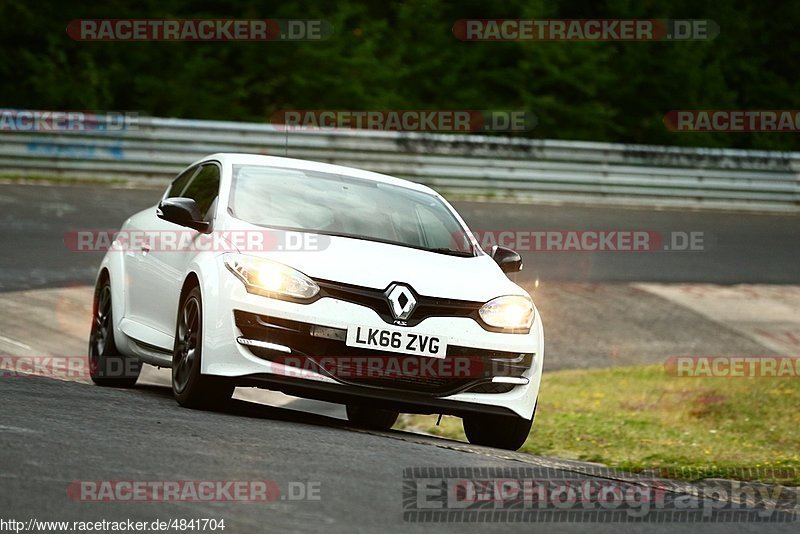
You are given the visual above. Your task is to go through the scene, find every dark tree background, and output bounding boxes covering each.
[1,0,798,149]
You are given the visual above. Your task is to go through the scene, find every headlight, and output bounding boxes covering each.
[224,253,319,300]
[479,295,534,330]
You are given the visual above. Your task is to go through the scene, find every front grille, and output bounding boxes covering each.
[234,311,531,396]
[315,279,482,327]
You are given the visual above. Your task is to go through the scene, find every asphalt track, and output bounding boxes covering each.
[1,182,798,532]
[2,378,797,532]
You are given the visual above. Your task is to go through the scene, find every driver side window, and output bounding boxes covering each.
[165,165,199,199]
[181,163,221,220]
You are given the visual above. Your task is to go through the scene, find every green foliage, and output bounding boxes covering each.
[1,0,798,149]
[398,364,800,485]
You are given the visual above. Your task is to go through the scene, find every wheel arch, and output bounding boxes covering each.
[179,271,201,305]
[96,251,127,346]
[183,255,229,376]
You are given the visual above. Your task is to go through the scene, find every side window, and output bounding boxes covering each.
[165,165,199,199]
[182,163,221,219]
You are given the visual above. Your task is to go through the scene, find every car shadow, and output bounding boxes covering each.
[130,382,462,446]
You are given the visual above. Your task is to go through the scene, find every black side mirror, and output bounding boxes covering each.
[490,245,523,273]
[157,198,210,233]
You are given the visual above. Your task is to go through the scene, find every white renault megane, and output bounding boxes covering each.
[89,153,543,450]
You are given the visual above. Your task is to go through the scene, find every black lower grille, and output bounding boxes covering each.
[234,311,532,396]
[465,382,517,394]
[316,357,475,395]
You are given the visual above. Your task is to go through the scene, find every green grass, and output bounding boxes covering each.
[396,365,800,485]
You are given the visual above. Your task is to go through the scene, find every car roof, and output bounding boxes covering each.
[195,153,439,196]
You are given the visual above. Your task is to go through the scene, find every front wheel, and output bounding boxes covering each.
[462,412,533,450]
[172,286,234,409]
[88,276,141,387]
[346,404,399,431]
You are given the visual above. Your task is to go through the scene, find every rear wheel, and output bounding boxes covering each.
[172,286,234,409]
[346,404,399,431]
[88,276,141,387]
[462,411,533,451]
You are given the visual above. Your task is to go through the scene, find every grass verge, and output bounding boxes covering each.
[396,364,800,485]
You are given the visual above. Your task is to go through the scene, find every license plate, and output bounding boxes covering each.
[345,325,446,359]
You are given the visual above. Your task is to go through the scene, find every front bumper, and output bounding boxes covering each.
[234,310,532,395]
[201,270,544,419]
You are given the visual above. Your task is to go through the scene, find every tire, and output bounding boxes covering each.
[462,411,534,451]
[346,404,399,431]
[88,276,142,387]
[172,285,234,409]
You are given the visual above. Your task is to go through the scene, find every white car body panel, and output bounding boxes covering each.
[97,153,544,420]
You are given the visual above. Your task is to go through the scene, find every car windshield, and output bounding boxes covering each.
[229,165,474,255]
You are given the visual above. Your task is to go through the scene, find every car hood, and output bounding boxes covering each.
[223,223,527,302]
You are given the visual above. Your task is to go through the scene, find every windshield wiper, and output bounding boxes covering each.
[428,248,474,257]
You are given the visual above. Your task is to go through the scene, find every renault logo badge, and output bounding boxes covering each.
[386,284,417,320]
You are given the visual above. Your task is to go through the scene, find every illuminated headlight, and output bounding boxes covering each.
[479,295,534,330]
[224,253,319,300]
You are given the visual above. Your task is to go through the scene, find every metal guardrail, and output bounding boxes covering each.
[1,115,799,212]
